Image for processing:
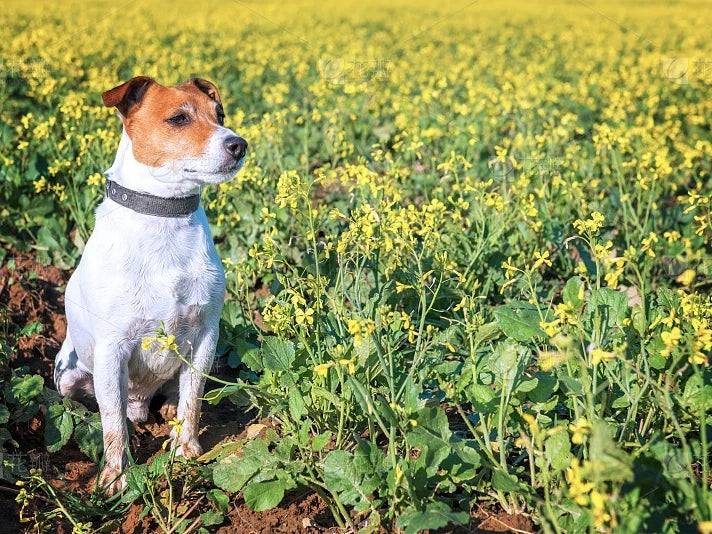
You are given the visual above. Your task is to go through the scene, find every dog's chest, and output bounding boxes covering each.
[127,225,224,320]
[88,205,226,328]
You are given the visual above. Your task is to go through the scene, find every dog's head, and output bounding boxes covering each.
[102,77,247,185]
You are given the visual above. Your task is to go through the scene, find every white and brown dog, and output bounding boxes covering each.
[54,76,246,492]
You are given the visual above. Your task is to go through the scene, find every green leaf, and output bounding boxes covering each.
[545,429,571,471]
[590,288,628,329]
[528,371,558,404]
[589,421,632,483]
[396,501,468,534]
[488,340,525,394]
[611,394,630,409]
[241,348,263,372]
[324,450,359,492]
[229,339,259,369]
[648,352,667,370]
[474,321,501,346]
[492,470,519,492]
[403,376,420,414]
[558,374,583,396]
[467,384,497,413]
[45,403,74,453]
[73,413,104,462]
[122,464,149,501]
[19,322,43,337]
[681,374,712,412]
[261,337,295,372]
[212,454,261,493]
[408,407,452,453]
[289,388,308,420]
[204,384,241,405]
[515,377,539,393]
[631,304,646,336]
[243,479,289,511]
[494,303,545,341]
[311,385,341,407]
[0,405,10,424]
[347,376,378,417]
[199,439,245,462]
[563,276,585,308]
[11,374,44,403]
[354,438,385,476]
[312,431,331,452]
[207,488,229,515]
[200,510,223,527]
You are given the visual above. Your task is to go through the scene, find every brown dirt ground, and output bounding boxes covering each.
[0,250,534,533]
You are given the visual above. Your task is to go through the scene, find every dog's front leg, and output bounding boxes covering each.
[173,327,217,458]
[94,342,130,494]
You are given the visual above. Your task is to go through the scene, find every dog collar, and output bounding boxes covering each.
[105,179,200,217]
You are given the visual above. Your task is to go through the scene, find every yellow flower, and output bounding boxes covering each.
[395,464,404,484]
[522,413,539,437]
[34,176,48,193]
[87,173,104,187]
[295,307,315,325]
[168,417,183,435]
[676,269,696,287]
[347,317,375,346]
[314,363,333,377]
[590,490,612,528]
[573,211,605,235]
[565,458,594,506]
[660,327,682,358]
[338,358,356,373]
[141,336,156,351]
[532,250,552,270]
[501,257,518,279]
[453,296,468,312]
[538,349,570,371]
[160,334,178,352]
[568,417,592,444]
[395,282,411,293]
[590,347,614,366]
[539,320,558,337]
[640,232,659,258]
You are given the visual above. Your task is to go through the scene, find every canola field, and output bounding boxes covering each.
[1,0,712,532]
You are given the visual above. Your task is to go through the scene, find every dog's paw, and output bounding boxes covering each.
[176,439,203,459]
[127,399,149,424]
[158,400,178,423]
[98,465,126,496]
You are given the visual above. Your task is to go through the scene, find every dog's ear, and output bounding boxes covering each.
[102,76,155,117]
[188,78,222,104]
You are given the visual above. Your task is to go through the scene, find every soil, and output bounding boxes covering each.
[0,250,535,533]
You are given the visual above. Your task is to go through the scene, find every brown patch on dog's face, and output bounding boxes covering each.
[102,78,226,168]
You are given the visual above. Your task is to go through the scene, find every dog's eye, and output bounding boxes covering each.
[217,112,225,126]
[167,113,190,126]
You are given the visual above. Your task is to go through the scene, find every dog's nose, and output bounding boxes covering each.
[224,136,247,160]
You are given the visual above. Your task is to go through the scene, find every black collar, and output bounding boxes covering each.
[105,179,200,217]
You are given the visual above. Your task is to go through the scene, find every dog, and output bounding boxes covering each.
[54,76,247,493]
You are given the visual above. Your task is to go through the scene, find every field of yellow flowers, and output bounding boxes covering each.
[1,0,712,532]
